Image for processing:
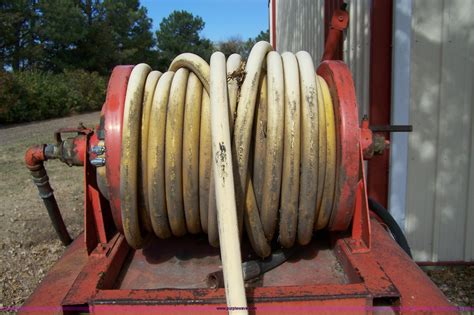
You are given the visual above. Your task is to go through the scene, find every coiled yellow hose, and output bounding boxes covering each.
[119,41,336,257]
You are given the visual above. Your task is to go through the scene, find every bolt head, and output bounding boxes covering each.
[91,146,106,155]
[91,157,106,167]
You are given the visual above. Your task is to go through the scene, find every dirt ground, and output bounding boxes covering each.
[0,112,473,308]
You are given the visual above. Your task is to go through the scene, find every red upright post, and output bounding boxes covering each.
[324,0,344,60]
[271,0,277,49]
[367,0,393,207]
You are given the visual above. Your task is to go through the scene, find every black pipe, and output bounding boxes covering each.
[368,197,412,258]
[28,163,72,246]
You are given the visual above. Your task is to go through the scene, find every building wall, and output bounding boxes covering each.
[274,0,370,117]
[275,0,325,61]
[406,0,474,262]
[342,1,371,117]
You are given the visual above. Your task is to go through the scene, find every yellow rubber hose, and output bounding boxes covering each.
[118,42,338,256]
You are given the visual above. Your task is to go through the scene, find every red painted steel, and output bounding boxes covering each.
[84,135,111,253]
[317,61,360,231]
[324,0,344,60]
[270,0,276,49]
[103,65,134,232]
[321,7,349,61]
[348,147,371,253]
[24,145,46,168]
[367,0,393,208]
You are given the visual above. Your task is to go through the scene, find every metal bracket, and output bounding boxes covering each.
[347,146,371,253]
[54,123,93,145]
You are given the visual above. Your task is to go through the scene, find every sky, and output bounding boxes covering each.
[140,0,269,42]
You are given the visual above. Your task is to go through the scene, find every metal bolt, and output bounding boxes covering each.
[91,157,106,167]
[91,146,106,155]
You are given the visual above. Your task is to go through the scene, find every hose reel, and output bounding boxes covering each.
[96,41,364,258]
[25,41,389,313]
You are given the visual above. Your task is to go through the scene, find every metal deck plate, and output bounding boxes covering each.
[116,235,348,289]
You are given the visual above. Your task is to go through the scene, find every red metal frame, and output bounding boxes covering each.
[323,0,393,208]
[321,5,349,61]
[324,0,345,60]
[84,133,113,254]
[367,0,393,208]
[317,61,360,232]
[103,65,133,232]
[270,0,277,49]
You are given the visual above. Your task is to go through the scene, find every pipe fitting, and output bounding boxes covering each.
[25,145,46,169]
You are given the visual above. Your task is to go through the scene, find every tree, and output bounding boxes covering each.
[37,0,88,71]
[218,29,270,60]
[155,10,214,70]
[101,0,155,66]
[0,0,42,71]
[218,36,246,58]
[242,29,270,58]
[1,0,156,74]
[47,0,156,74]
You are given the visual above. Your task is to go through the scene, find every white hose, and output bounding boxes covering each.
[210,52,248,314]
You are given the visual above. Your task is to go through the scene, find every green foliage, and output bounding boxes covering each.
[0,70,106,123]
[156,10,214,70]
[0,0,43,70]
[0,0,156,74]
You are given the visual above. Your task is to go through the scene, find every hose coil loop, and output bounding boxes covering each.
[117,41,337,257]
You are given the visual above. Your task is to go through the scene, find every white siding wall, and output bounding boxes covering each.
[343,1,371,116]
[275,0,325,63]
[406,0,474,262]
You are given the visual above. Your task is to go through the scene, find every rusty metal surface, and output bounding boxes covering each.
[117,236,348,290]
[360,118,375,159]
